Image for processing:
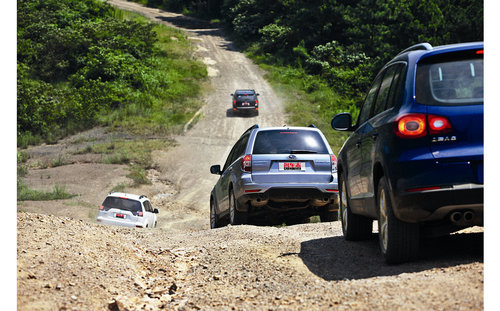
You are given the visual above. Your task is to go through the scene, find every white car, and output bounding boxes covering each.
[97,192,158,228]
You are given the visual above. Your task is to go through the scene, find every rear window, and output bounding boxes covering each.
[235,90,255,95]
[416,51,483,105]
[102,197,142,214]
[236,95,255,101]
[252,130,328,154]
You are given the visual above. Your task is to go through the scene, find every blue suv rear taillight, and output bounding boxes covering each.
[394,113,453,138]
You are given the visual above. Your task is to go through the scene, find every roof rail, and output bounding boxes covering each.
[308,124,317,128]
[396,43,433,56]
[242,124,259,136]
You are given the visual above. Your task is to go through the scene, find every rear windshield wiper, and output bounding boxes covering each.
[289,150,318,154]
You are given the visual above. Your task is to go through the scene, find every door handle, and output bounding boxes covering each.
[372,133,379,141]
[356,140,361,148]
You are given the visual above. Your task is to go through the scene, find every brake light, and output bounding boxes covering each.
[395,114,426,138]
[428,115,452,134]
[138,211,143,217]
[233,100,236,104]
[395,114,453,138]
[476,50,484,55]
[255,100,259,104]
[99,205,104,210]
[241,154,252,172]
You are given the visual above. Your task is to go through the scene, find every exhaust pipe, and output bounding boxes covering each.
[450,210,475,226]
[463,211,474,222]
[450,212,463,224]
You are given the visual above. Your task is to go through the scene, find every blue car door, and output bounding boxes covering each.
[347,73,382,212]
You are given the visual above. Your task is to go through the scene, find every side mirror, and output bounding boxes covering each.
[230,93,234,96]
[256,93,260,96]
[331,113,354,131]
[210,165,222,175]
[153,208,159,214]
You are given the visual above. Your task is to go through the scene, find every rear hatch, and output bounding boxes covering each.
[415,47,483,182]
[250,129,333,183]
[235,93,257,108]
[100,196,143,221]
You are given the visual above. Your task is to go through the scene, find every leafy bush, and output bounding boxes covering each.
[17,0,207,147]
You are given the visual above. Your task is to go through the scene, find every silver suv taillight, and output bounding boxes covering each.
[241,154,252,172]
[331,154,337,173]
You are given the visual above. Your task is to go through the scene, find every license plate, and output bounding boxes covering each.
[242,102,250,106]
[115,213,125,219]
[279,162,305,171]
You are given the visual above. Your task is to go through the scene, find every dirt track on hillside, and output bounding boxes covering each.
[107,0,286,231]
[17,1,484,310]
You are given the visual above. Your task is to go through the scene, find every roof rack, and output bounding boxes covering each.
[396,43,433,56]
[242,124,259,136]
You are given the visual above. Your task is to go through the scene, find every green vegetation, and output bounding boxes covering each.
[17,0,207,148]
[17,151,29,177]
[17,181,77,201]
[17,0,207,199]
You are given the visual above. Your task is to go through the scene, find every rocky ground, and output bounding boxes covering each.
[18,212,483,310]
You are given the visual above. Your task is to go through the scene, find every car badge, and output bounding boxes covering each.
[288,154,297,159]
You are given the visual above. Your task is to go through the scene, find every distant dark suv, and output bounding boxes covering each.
[209,125,338,228]
[231,89,259,115]
[331,42,483,263]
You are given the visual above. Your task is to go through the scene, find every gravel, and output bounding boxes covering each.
[18,212,483,310]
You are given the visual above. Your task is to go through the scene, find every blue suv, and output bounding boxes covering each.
[331,42,483,263]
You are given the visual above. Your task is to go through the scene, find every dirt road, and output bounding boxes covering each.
[107,0,286,231]
[17,1,484,310]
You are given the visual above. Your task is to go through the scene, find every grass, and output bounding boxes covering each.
[17,151,29,177]
[17,181,77,201]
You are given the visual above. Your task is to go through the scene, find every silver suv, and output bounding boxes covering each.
[209,125,338,228]
[97,192,158,228]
